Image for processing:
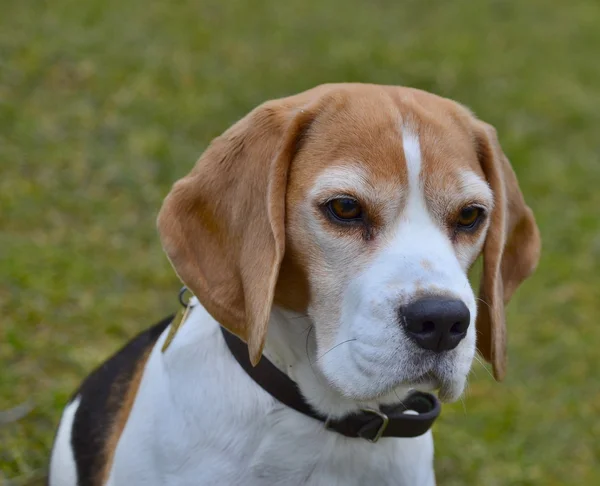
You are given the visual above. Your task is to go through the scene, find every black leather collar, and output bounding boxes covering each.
[220,326,441,442]
[176,287,441,442]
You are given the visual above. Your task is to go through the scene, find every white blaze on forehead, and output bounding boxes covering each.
[390,126,460,272]
[401,127,423,204]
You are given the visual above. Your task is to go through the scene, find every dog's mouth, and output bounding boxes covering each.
[320,343,471,404]
[407,370,464,403]
[407,371,442,395]
[331,370,465,405]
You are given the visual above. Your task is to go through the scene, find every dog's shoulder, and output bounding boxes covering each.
[52,315,173,486]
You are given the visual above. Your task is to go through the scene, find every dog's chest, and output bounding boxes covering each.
[145,410,435,486]
[242,416,436,486]
[109,314,435,486]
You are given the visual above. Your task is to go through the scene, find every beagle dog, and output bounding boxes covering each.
[49,83,541,486]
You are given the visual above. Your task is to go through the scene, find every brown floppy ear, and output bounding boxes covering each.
[473,121,541,381]
[157,93,321,365]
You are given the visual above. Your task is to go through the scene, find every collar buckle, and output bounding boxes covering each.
[357,408,390,443]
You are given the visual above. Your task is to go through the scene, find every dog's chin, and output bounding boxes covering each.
[327,370,468,405]
[407,369,468,403]
[319,346,471,405]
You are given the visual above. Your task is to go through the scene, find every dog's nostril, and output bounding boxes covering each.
[422,321,435,333]
[450,322,462,334]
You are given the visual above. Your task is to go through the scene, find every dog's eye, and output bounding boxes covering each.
[456,206,484,229]
[327,198,363,221]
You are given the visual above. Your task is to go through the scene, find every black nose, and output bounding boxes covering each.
[401,298,470,352]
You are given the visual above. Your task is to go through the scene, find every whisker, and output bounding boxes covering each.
[459,377,469,415]
[475,297,491,310]
[304,326,342,392]
[392,389,411,410]
[305,325,314,367]
[393,388,406,406]
[293,322,313,336]
[315,339,358,362]
[473,355,520,400]
[473,354,495,380]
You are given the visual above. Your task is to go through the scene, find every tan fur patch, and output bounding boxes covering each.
[99,348,152,485]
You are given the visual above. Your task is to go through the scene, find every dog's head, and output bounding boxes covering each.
[157,84,540,402]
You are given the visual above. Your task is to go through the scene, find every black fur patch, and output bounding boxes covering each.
[60,315,173,486]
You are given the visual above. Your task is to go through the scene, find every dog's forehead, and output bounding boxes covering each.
[294,86,484,192]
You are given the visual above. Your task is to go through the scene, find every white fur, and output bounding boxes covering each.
[106,302,436,486]
[458,169,493,206]
[309,165,370,198]
[53,129,491,486]
[49,396,80,486]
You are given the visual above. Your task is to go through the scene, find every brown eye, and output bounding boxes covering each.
[457,206,483,229]
[327,198,363,221]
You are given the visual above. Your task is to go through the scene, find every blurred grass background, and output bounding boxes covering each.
[1,0,599,484]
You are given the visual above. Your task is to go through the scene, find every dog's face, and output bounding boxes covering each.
[281,94,493,401]
[158,84,540,403]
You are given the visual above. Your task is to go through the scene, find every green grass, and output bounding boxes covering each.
[1,0,599,484]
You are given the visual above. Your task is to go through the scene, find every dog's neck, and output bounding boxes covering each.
[262,306,415,419]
